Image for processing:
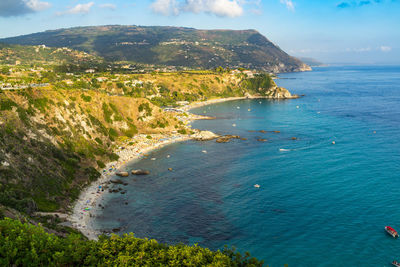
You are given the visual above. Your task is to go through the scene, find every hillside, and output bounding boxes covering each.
[0,63,293,215]
[0,43,103,66]
[0,25,311,73]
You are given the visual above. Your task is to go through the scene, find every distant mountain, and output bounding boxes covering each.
[0,25,310,73]
[298,57,324,67]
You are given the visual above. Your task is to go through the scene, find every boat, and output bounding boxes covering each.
[392,260,400,267]
[254,184,260,188]
[385,226,399,238]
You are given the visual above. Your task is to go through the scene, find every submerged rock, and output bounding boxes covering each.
[131,169,150,175]
[216,137,231,143]
[110,179,124,184]
[116,172,129,177]
[216,135,241,143]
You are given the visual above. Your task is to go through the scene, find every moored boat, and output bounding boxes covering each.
[392,260,400,267]
[385,226,399,238]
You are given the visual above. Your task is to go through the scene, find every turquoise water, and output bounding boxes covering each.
[94,66,400,266]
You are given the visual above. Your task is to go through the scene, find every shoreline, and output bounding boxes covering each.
[67,95,298,239]
[183,95,300,111]
[67,98,237,239]
[67,133,192,239]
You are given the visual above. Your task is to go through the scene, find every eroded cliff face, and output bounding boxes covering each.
[264,86,298,99]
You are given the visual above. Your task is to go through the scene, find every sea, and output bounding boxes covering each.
[93,66,400,266]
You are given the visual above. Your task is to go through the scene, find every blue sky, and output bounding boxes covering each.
[0,0,399,64]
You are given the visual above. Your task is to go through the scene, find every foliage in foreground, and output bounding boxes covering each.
[0,218,263,266]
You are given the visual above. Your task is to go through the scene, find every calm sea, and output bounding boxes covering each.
[93,66,400,266]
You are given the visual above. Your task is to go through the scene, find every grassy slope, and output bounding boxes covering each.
[0,87,182,213]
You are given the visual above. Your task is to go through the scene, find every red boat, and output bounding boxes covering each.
[385,226,399,238]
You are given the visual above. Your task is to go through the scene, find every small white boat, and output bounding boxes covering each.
[254,184,260,188]
[202,150,207,154]
[392,260,400,267]
[232,124,237,127]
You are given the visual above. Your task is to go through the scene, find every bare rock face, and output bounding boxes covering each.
[192,131,220,141]
[264,86,298,99]
[299,63,312,72]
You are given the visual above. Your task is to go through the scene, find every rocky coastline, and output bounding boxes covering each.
[67,88,300,239]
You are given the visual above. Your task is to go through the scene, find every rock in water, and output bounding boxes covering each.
[216,137,231,143]
[116,172,129,177]
[192,131,220,141]
[131,169,150,175]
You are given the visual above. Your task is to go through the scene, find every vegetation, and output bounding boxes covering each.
[0,218,263,266]
[0,43,289,265]
[0,25,308,73]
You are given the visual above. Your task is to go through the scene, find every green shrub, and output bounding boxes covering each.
[178,129,187,134]
[108,128,118,137]
[0,98,17,111]
[97,160,106,168]
[80,94,92,102]
[102,103,113,123]
[0,218,263,266]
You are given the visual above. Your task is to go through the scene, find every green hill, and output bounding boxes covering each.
[0,25,311,73]
[0,43,103,66]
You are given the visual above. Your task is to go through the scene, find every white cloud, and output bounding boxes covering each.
[56,2,95,16]
[151,0,244,17]
[280,0,294,11]
[99,3,117,10]
[0,0,51,17]
[151,0,179,16]
[380,46,392,52]
[68,2,95,14]
[25,0,51,11]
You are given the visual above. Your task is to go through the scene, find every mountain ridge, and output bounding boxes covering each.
[0,25,311,73]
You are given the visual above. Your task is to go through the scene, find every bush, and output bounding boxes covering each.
[0,218,264,266]
[102,103,113,123]
[178,129,187,135]
[0,98,17,111]
[80,94,92,102]
[97,160,106,168]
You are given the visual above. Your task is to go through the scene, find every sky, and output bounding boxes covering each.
[0,0,399,64]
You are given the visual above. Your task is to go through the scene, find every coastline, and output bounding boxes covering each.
[182,95,300,111]
[67,133,192,239]
[68,95,298,239]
